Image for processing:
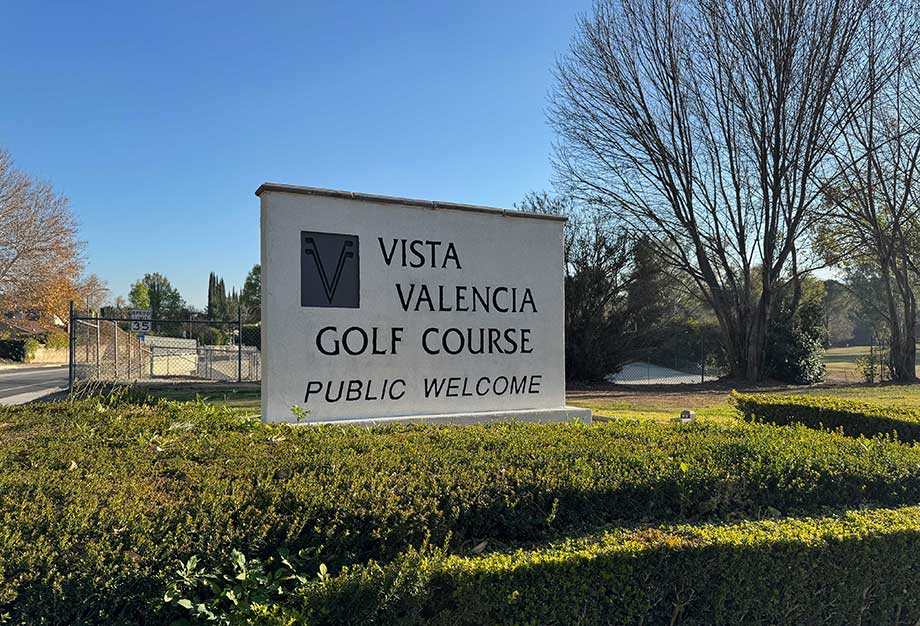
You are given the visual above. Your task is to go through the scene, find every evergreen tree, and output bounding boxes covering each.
[217,278,227,321]
[206,272,217,319]
[240,265,261,322]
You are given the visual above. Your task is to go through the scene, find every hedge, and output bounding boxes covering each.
[278,506,920,625]
[5,399,920,623]
[732,392,920,441]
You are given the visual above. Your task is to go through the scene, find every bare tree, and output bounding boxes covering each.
[78,274,110,312]
[823,2,920,380]
[0,148,83,313]
[551,0,871,381]
[518,192,637,381]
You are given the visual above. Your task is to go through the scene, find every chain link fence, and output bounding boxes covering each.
[605,327,727,385]
[69,307,260,386]
[606,359,723,385]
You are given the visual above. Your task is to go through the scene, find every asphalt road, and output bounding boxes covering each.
[0,365,68,405]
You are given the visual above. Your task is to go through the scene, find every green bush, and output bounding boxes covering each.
[42,331,69,350]
[732,392,920,441]
[192,325,228,346]
[22,338,39,363]
[764,300,826,384]
[0,338,37,362]
[6,400,920,623]
[278,506,920,626]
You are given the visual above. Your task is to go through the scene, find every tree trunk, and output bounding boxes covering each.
[880,260,917,382]
[904,298,917,381]
[893,265,917,382]
[743,291,770,384]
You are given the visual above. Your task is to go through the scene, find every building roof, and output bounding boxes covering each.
[0,318,59,336]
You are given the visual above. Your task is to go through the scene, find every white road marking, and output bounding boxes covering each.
[0,366,67,378]
[0,387,65,405]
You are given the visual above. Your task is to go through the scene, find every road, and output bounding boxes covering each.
[0,365,68,405]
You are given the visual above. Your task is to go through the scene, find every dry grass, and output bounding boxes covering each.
[568,380,920,424]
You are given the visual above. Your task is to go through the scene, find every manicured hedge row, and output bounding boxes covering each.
[279,506,920,626]
[5,399,920,623]
[732,392,920,441]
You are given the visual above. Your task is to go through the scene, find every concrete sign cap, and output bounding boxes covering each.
[255,183,569,223]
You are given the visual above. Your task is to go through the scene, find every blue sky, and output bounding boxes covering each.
[0,1,591,309]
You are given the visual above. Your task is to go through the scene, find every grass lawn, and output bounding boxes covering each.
[823,344,920,382]
[65,378,920,427]
[568,381,920,424]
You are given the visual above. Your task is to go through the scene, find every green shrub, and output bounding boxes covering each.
[278,506,920,626]
[0,338,35,362]
[163,549,311,624]
[732,392,920,441]
[5,400,920,623]
[22,338,39,363]
[42,331,69,350]
[764,296,826,384]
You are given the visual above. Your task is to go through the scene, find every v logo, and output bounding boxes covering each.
[303,237,355,303]
[301,231,360,308]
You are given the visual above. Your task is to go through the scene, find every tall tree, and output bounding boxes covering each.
[141,273,183,320]
[551,0,872,381]
[129,280,150,309]
[519,192,640,382]
[240,264,261,322]
[0,147,83,314]
[76,274,109,312]
[217,277,228,321]
[823,2,920,380]
[207,272,217,319]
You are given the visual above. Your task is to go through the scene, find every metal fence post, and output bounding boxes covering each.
[113,322,118,380]
[95,320,101,375]
[68,300,75,390]
[237,306,243,383]
[700,331,705,384]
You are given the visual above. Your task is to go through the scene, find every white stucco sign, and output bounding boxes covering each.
[257,183,591,425]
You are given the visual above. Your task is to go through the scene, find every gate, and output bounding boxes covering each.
[68,303,260,387]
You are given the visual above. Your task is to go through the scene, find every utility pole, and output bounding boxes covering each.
[68,300,75,390]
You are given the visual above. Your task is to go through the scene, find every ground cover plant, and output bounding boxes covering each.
[3,394,920,624]
[276,506,920,626]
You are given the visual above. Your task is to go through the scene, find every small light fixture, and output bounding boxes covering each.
[672,410,696,423]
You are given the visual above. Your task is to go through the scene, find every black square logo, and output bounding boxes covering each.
[301,231,360,308]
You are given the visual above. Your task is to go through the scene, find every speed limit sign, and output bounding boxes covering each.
[128,309,152,333]
[131,320,151,333]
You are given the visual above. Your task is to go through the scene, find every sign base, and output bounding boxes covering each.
[292,406,592,427]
